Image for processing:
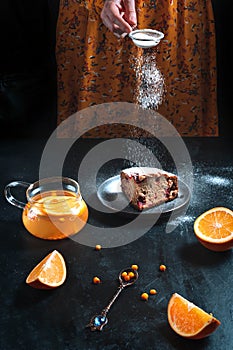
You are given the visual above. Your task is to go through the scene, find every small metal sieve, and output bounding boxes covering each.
[129,29,164,48]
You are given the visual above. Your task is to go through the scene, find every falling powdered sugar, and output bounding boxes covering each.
[124,50,166,166]
[132,49,165,110]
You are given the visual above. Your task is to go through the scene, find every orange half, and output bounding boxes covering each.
[167,293,220,339]
[194,207,233,251]
[26,250,67,289]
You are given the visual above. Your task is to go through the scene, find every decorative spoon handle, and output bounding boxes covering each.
[87,284,124,331]
[86,267,138,331]
[102,284,124,317]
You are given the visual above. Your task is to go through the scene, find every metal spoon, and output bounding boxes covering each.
[87,267,138,331]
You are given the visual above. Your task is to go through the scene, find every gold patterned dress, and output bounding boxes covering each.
[56,0,218,137]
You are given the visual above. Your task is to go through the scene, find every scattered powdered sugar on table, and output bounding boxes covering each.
[201,174,231,187]
[167,215,195,229]
[165,213,196,237]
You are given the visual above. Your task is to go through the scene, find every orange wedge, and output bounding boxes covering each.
[26,250,67,289]
[167,293,220,339]
[194,207,233,251]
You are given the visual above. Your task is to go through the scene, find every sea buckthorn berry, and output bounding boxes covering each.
[93,276,101,284]
[141,292,149,301]
[149,289,157,295]
[95,244,102,251]
[121,271,128,278]
[123,275,130,282]
[131,264,139,271]
[128,271,135,279]
[159,264,167,272]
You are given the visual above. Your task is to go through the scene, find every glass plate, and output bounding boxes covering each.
[97,175,190,217]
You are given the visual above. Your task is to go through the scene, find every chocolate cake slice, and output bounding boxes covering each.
[120,167,178,211]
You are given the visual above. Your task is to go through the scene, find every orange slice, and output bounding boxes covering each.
[39,195,79,216]
[194,207,233,251]
[26,250,67,289]
[167,293,220,339]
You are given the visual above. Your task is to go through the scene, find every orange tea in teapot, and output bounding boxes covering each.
[22,190,88,239]
[5,177,88,240]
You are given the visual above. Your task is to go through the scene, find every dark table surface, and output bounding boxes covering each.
[0,136,233,350]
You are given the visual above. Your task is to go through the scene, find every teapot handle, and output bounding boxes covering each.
[4,181,31,209]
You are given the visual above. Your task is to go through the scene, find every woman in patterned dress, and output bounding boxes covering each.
[56,0,218,137]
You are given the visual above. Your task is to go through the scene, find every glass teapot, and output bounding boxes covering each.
[4,176,88,240]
